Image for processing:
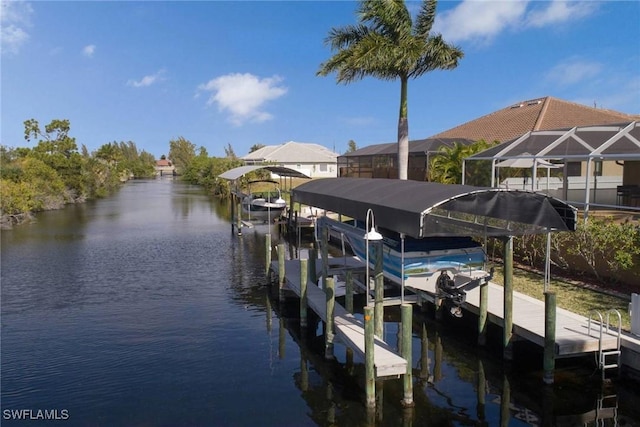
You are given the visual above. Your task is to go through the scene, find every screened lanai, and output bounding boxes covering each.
[462,121,640,218]
[338,137,474,181]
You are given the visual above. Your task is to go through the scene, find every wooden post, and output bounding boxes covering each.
[401,303,414,407]
[364,306,375,409]
[300,258,308,328]
[374,241,384,338]
[503,236,514,360]
[309,246,317,285]
[478,282,488,345]
[345,270,354,314]
[435,292,444,321]
[231,193,236,233]
[236,198,243,236]
[277,243,285,301]
[265,233,271,278]
[543,292,556,384]
[325,276,335,360]
[321,227,329,296]
[346,348,354,375]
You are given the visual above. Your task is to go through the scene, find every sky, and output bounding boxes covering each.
[2,0,639,158]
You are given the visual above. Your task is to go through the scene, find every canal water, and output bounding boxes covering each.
[2,179,639,426]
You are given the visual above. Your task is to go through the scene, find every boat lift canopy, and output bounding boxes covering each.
[292,178,577,238]
[218,165,311,181]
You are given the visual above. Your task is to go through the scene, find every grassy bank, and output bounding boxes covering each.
[491,266,632,331]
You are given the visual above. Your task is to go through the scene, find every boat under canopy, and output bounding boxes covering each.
[291,178,577,238]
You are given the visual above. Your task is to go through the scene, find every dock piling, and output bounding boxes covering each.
[345,270,354,314]
[374,241,384,338]
[503,236,514,360]
[325,276,335,359]
[401,303,414,407]
[365,306,376,408]
[300,258,308,328]
[478,282,488,346]
[236,198,242,236]
[265,233,271,278]
[309,246,317,284]
[543,292,556,384]
[277,243,285,300]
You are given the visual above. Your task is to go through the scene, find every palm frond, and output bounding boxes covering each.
[414,0,437,40]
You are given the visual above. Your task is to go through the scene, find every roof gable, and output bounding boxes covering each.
[242,141,338,163]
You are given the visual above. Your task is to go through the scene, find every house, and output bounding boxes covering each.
[155,159,176,177]
[339,96,639,187]
[242,141,339,178]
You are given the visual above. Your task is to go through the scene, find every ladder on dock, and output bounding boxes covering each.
[587,309,622,380]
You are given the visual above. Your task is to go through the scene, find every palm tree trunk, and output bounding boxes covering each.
[397,76,409,180]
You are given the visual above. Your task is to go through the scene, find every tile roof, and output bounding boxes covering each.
[430,96,639,143]
[242,141,339,163]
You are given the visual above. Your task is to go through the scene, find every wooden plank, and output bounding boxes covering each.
[271,258,407,378]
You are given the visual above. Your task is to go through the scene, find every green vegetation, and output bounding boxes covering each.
[317,0,463,180]
[180,147,243,197]
[1,119,156,227]
[492,266,632,332]
[486,218,640,288]
[428,139,497,185]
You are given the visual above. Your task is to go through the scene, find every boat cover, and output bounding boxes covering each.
[219,165,310,180]
[292,178,577,238]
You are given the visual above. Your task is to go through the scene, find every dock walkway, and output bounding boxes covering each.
[405,274,620,356]
[270,258,407,378]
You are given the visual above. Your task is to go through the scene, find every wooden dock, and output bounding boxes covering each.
[405,274,620,356]
[270,257,408,378]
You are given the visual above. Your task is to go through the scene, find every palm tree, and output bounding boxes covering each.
[428,140,496,184]
[428,141,470,184]
[317,0,463,180]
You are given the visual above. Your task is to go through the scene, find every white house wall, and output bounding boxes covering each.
[270,162,337,179]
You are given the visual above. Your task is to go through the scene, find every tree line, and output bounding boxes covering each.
[1,119,156,227]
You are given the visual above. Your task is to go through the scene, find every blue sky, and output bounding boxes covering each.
[2,1,639,158]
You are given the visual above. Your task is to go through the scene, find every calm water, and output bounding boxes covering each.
[2,179,639,426]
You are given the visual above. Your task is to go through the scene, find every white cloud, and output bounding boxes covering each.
[1,0,33,55]
[526,1,597,28]
[197,73,288,126]
[127,69,167,88]
[545,57,602,86]
[82,44,96,57]
[433,0,597,45]
[433,1,528,44]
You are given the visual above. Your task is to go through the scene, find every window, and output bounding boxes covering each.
[319,163,327,172]
[566,162,581,177]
